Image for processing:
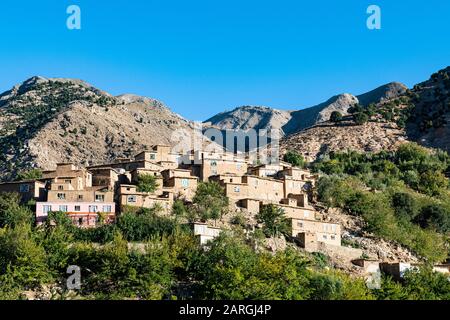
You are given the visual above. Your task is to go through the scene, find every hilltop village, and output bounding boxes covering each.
[0,145,341,248]
[0,144,449,282]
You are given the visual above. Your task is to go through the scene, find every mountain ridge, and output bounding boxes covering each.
[204,82,408,135]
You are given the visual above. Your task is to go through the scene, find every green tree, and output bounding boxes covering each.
[283,150,305,168]
[391,192,419,221]
[172,199,187,223]
[0,193,35,228]
[15,169,42,181]
[414,204,450,233]
[256,204,290,237]
[192,182,229,223]
[330,111,343,123]
[0,223,51,289]
[353,112,369,125]
[136,174,159,193]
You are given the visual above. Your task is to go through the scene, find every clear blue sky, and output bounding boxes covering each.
[0,0,449,120]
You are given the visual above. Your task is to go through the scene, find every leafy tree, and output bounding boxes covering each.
[192,182,229,223]
[116,207,177,241]
[414,204,450,233]
[0,193,35,228]
[283,150,305,168]
[400,267,450,300]
[172,199,187,223]
[136,174,159,193]
[353,112,369,125]
[256,204,290,237]
[15,169,42,181]
[418,171,448,196]
[0,223,51,289]
[391,192,419,221]
[330,111,343,123]
[348,104,363,114]
[191,235,311,299]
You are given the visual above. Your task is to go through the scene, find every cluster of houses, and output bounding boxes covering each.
[0,145,342,251]
[1,144,449,279]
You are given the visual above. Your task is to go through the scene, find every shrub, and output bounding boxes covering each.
[414,204,450,233]
[330,111,343,123]
[136,174,159,193]
[353,112,369,125]
[256,204,290,237]
[283,150,305,168]
[192,182,229,222]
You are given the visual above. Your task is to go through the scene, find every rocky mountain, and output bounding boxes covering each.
[0,77,195,180]
[406,67,450,152]
[281,67,450,160]
[280,120,408,162]
[205,82,408,135]
[204,106,291,132]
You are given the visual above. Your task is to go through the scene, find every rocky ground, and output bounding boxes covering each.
[281,120,408,161]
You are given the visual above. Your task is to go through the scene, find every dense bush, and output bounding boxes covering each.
[330,111,343,123]
[314,144,450,262]
[256,204,290,237]
[283,150,306,168]
[136,174,159,193]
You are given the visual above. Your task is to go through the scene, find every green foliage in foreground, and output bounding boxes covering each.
[283,150,306,168]
[0,193,449,300]
[314,143,450,262]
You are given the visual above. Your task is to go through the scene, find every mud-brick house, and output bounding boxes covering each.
[117,184,173,214]
[0,180,47,203]
[192,222,222,245]
[292,219,341,248]
[36,163,115,227]
[161,168,198,201]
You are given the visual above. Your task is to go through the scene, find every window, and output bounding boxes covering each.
[103,205,112,213]
[234,186,240,193]
[57,193,66,200]
[210,161,217,166]
[304,211,310,218]
[74,206,81,212]
[78,195,83,200]
[127,195,137,203]
[43,205,52,214]
[95,194,105,202]
[181,178,189,188]
[58,185,64,190]
[89,205,98,213]
[323,235,328,240]
[331,235,336,240]
[150,154,156,160]
[59,205,68,212]
[236,164,241,170]
[297,222,303,228]
[19,184,30,193]
[78,218,83,226]
[64,180,72,184]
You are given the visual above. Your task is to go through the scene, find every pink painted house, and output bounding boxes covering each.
[36,202,116,227]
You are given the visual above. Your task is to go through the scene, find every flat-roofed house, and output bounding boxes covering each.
[118,184,172,214]
[200,155,248,182]
[162,169,198,201]
[0,180,47,203]
[37,163,115,227]
[291,219,341,248]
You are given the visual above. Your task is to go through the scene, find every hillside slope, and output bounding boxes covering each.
[205,82,407,135]
[281,66,450,160]
[0,77,194,180]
